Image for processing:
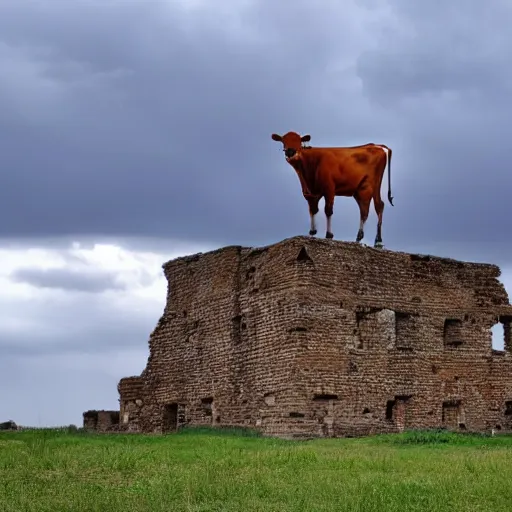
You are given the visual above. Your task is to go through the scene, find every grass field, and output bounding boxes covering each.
[1,427,511,512]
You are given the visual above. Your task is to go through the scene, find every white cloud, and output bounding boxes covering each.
[0,238,209,426]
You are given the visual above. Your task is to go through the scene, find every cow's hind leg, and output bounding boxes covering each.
[306,195,320,236]
[373,195,385,248]
[355,185,372,243]
[372,151,389,249]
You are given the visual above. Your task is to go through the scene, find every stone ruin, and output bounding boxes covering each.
[84,236,512,438]
[83,410,120,432]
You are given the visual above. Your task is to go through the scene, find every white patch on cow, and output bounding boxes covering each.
[326,215,332,234]
[310,213,316,232]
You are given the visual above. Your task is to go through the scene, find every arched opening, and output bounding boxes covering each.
[491,316,511,352]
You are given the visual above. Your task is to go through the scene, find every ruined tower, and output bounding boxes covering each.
[100,236,512,438]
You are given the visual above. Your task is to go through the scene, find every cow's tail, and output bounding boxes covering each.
[385,145,394,206]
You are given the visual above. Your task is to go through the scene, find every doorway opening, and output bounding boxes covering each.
[163,403,178,432]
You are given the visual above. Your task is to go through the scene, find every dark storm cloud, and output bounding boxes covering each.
[357,0,512,104]
[1,0,512,260]
[10,266,125,293]
[0,0,398,249]
[354,0,512,264]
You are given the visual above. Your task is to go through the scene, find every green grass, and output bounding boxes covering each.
[1,427,512,512]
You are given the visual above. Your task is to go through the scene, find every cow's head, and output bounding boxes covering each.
[271,131,311,161]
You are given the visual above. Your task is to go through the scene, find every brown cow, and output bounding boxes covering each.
[271,131,394,248]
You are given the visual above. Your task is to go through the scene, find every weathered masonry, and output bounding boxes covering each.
[87,236,512,438]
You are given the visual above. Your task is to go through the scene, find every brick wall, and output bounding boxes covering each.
[109,236,512,438]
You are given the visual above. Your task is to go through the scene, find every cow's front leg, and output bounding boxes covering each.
[324,194,335,239]
[305,195,320,236]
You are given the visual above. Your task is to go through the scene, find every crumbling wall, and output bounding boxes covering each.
[112,236,512,438]
[133,243,307,434]
[82,410,120,432]
[118,376,144,432]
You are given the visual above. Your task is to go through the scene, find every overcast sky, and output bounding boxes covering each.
[2,0,512,427]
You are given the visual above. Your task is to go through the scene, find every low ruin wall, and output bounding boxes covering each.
[83,410,120,432]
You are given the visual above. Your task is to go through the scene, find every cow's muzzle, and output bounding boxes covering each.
[285,148,297,158]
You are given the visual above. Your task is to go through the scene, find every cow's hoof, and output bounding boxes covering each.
[374,241,383,249]
[325,232,334,239]
[309,229,317,236]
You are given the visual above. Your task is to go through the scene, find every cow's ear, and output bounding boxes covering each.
[271,133,282,142]
[301,134,311,142]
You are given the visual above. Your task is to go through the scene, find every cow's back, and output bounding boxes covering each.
[302,145,387,195]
